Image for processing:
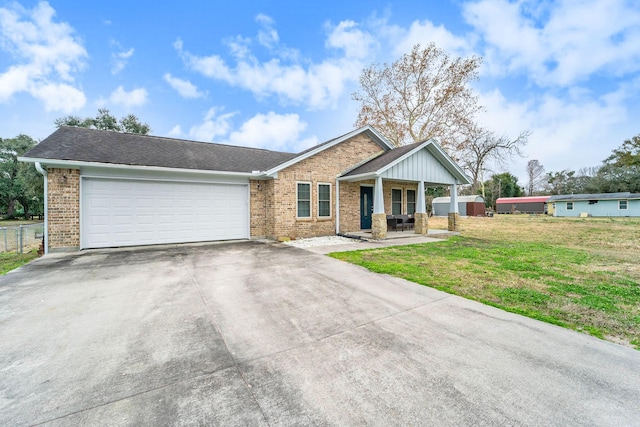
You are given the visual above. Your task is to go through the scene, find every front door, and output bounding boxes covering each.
[360,186,374,229]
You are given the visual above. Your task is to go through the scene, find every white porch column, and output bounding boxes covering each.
[448,183,460,231]
[371,176,387,239]
[416,181,426,213]
[449,183,458,213]
[373,176,384,214]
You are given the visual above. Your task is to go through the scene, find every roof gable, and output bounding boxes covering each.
[340,139,471,185]
[21,126,297,173]
[264,125,393,176]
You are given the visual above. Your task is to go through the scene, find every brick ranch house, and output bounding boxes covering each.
[20,125,470,253]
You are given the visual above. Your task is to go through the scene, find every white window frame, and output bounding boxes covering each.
[619,200,628,210]
[317,182,332,218]
[406,189,416,215]
[566,201,573,211]
[296,181,312,219]
[391,188,403,215]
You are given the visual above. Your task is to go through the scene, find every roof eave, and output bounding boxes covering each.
[337,172,378,182]
[18,157,266,178]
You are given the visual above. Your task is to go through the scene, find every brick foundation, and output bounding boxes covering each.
[414,212,428,234]
[448,212,461,232]
[371,213,387,239]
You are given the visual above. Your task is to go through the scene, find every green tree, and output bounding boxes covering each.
[0,135,43,218]
[593,165,640,193]
[55,108,151,134]
[605,134,640,167]
[481,172,523,209]
[545,170,580,195]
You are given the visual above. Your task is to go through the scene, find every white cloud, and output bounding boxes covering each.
[0,1,87,111]
[108,86,148,107]
[111,42,134,75]
[189,107,237,141]
[476,87,629,181]
[256,14,279,48]
[325,20,376,59]
[167,125,183,138]
[463,0,640,86]
[184,109,317,152]
[175,18,373,110]
[387,19,472,57]
[32,82,86,112]
[225,111,317,151]
[163,73,205,98]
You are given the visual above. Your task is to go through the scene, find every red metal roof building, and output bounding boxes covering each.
[496,196,551,214]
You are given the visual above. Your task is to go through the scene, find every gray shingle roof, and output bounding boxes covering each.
[23,126,298,173]
[548,192,640,201]
[341,141,422,177]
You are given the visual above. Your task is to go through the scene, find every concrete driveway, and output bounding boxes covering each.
[1,241,639,426]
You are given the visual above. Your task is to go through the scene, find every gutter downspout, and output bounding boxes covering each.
[335,180,340,235]
[34,162,48,255]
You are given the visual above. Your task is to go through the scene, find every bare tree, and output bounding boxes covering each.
[460,126,529,195]
[526,159,545,196]
[352,43,482,149]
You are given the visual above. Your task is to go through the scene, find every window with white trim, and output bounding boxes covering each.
[297,182,311,218]
[406,189,416,215]
[318,183,331,218]
[392,189,402,215]
[619,200,628,210]
[566,202,573,210]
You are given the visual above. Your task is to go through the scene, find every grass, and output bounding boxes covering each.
[0,249,39,275]
[330,215,640,349]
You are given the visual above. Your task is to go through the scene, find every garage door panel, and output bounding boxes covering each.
[82,178,248,248]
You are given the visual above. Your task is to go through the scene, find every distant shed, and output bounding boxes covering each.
[548,192,640,217]
[432,195,485,216]
[496,196,550,214]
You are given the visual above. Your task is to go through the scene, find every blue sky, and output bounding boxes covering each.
[1,0,639,183]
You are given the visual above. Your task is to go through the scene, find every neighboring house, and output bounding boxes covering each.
[496,196,550,214]
[548,193,640,217]
[19,125,470,252]
[432,195,485,217]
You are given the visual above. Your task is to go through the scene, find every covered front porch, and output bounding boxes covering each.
[335,139,471,240]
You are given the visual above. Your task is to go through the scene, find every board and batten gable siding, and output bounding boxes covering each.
[379,148,459,184]
[554,199,640,217]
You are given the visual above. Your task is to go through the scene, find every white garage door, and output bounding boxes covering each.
[82,178,249,249]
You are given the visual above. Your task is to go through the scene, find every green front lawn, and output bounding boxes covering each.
[330,217,640,349]
[1,250,39,275]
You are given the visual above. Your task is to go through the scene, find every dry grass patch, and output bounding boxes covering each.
[331,215,640,349]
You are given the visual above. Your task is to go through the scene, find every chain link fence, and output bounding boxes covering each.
[0,223,44,253]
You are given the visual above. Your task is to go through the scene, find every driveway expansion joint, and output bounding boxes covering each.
[178,254,272,427]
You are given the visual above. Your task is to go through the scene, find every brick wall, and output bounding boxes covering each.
[249,179,274,238]
[264,134,384,239]
[48,168,80,250]
[338,180,372,233]
[383,181,419,214]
